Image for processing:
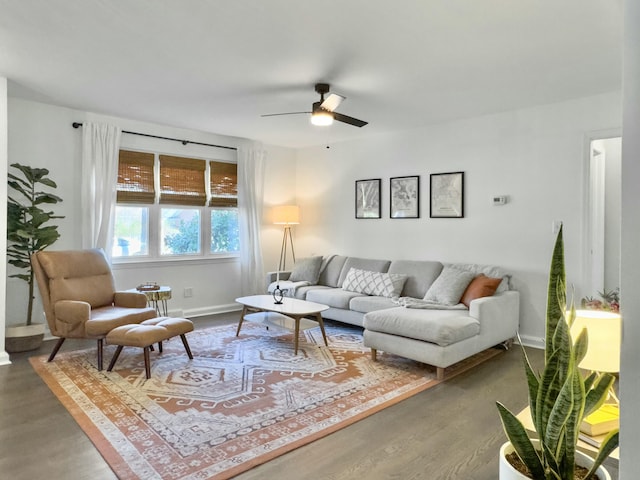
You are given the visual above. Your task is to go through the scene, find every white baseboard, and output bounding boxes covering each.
[0,351,11,366]
[183,303,242,319]
[517,334,545,350]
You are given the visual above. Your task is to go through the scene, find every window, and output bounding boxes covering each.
[112,150,238,260]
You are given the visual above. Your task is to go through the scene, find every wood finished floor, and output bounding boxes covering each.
[0,312,619,480]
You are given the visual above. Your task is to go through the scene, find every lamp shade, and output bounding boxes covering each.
[570,309,621,373]
[273,205,300,225]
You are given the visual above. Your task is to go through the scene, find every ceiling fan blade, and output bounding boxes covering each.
[320,93,345,112]
[333,112,368,127]
[261,111,311,117]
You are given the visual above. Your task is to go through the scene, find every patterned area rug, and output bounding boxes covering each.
[31,321,501,480]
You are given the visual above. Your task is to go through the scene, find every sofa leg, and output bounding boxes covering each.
[436,367,445,380]
[371,348,377,361]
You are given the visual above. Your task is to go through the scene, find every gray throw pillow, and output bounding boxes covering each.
[288,256,323,283]
[423,265,476,305]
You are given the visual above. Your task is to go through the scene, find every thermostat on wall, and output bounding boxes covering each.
[492,195,508,205]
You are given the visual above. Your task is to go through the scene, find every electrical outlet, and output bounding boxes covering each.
[184,287,193,298]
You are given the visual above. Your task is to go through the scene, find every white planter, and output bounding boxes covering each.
[5,323,46,353]
[499,441,611,480]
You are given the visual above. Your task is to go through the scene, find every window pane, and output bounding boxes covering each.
[211,208,239,253]
[161,208,201,255]
[112,206,149,257]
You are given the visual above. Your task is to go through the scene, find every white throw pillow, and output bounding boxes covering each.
[342,267,407,298]
[423,266,475,305]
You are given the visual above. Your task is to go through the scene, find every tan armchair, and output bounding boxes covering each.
[32,249,157,370]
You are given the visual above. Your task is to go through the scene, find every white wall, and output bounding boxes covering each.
[0,78,9,365]
[5,98,296,332]
[294,92,622,345]
[620,0,640,477]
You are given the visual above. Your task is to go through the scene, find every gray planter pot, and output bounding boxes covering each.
[5,323,46,353]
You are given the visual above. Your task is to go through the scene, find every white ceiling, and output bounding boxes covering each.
[0,0,623,149]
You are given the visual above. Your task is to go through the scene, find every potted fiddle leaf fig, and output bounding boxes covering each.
[6,163,64,352]
[496,226,619,479]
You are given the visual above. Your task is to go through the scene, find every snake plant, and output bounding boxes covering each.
[496,226,619,479]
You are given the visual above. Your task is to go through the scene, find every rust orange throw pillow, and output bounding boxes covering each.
[461,274,502,307]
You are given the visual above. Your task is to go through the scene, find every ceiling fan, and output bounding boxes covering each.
[261,83,368,127]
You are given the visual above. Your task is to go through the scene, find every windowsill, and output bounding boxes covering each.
[111,254,240,269]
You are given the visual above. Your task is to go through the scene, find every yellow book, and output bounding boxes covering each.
[580,404,619,436]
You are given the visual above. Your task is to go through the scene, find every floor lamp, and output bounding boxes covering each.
[273,205,300,272]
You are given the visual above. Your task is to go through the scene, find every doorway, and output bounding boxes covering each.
[586,136,622,299]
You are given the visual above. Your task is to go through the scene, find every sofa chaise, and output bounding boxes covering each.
[268,255,520,379]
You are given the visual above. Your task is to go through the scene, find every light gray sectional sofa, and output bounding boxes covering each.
[267,255,519,379]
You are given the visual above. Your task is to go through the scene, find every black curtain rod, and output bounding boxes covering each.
[71,122,237,151]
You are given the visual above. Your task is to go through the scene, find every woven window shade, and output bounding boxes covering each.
[209,161,238,207]
[159,155,207,206]
[117,150,156,204]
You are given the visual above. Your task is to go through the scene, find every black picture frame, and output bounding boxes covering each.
[355,178,381,219]
[390,176,420,219]
[430,171,464,218]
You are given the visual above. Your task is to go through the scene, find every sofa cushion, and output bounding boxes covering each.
[337,257,391,286]
[342,267,407,298]
[349,295,397,314]
[306,288,366,310]
[288,256,323,283]
[460,274,502,307]
[423,266,475,306]
[267,280,311,297]
[318,255,348,287]
[388,260,444,298]
[292,284,332,300]
[364,307,480,346]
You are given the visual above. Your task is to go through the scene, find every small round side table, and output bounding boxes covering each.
[128,286,172,316]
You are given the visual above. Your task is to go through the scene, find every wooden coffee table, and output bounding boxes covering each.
[235,295,330,354]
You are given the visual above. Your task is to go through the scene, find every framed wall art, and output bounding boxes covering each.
[430,171,464,218]
[355,178,381,219]
[390,176,420,218]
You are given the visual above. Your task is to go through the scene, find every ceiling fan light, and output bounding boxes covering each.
[311,110,333,126]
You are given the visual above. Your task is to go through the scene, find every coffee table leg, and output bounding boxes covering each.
[236,306,248,336]
[315,313,329,347]
[294,317,300,355]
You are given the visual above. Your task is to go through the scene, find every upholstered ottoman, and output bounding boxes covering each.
[106,317,194,379]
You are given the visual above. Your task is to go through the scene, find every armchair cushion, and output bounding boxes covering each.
[37,250,116,308]
[85,305,157,337]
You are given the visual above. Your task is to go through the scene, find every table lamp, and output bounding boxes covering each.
[570,309,621,436]
[571,309,621,374]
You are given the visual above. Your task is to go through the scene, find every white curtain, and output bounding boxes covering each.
[237,143,266,295]
[81,122,122,258]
